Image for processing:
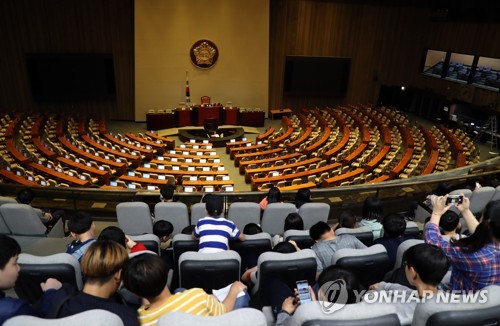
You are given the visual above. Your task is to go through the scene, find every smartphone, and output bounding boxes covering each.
[446,195,463,205]
[296,280,312,304]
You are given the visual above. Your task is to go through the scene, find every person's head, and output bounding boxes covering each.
[295,189,311,209]
[0,235,21,290]
[81,241,128,290]
[382,214,406,238]
[317,266,363,304]
[123,253,168,300]
[266,187,282,204]
[67,211,94,238]
[403,244,449,287]
[181,225,196,235]
[273,241,297,253]
[160,185,175,202]
[204,194,223,216]
[284,213,304,232]
[439,211,461,233]
[362,196,384,222]
[435,182,452,196]
[17,188,35,205]
[309,222,334,242]
[243,223,262,235]
[452,200,500,252]
[339,211,357,229]
[98,226,127,248]
[153,220,174,242]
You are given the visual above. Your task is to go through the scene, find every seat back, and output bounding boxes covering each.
[178,250,241,293]
[230,233,272,272]
[403,221,420,239]
[298,203,330,229]
[227,202,261,231]
[0,203,47,236]
[261,203,298,235]
[252,249,317,308]
[154,202,189,236]
[392,239,424,271]
[172,234,199,267]
[292,301,400,326]
[4,309,124,326]
[283,230,315,249]
[0,196,17,206]
[413,285,500,326]
[491,185,500,202]
[335,226,374,246]
[157,308,266,326]
[190,203,206,225]
[128,234,160,254]
[331,245,390,288]
[15,253,83,304]
[116,202,153,235]
[469,186,495,214]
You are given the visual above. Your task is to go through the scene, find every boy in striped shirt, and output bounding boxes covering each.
[123,253,247,326]
[193,195,245,253]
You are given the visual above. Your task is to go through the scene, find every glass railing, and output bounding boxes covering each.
[1,156,499,221]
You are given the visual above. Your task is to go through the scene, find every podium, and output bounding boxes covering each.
[193,105,222,126]
[223,107,239,125]
[176,108,192,127]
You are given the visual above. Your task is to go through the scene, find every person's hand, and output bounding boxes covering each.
[40,278,62,292]
[44,212,53,221]
[456,193,470,213]
[281,296,298,314]
[369,283,380,291]
[125,236,137,249]
[293,285,317,305]
[229,281,247,294]
[431,195,450,217]
[288,240,300,251]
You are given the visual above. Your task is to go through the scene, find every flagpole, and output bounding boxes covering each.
[185,71,191,108]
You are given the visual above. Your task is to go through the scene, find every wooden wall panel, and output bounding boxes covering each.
[0,0,134,120]
[269,0,500,110]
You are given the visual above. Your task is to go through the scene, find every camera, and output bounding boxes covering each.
[446,195,463,205]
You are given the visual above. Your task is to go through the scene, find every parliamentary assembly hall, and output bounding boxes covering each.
[0,0,499,325]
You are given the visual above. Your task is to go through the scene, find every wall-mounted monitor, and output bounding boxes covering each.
[284,56,350,96]
[26,53,116,102]
[472,56,500,91]
[421,49,447,78]
[444,53,475,83]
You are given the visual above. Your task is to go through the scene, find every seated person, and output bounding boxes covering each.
[359,196,384,239]
[275,266,364,326]
[369,243,450,325]
[242,241,300,286]
[193,195,245,253]
[153,220,174,271]
[123,253,247,325]
[273,213,304,246]
[294,189,311,210]
[259,187,282,210]
[310,222,366,279]
[159,185,176,202]
[44,241,139,325]
[0,235,62,324]
[334,211,358,231]
[98,226,147,253]
[16,188,66,230]
[439,211,462,241]
[374,214,412,267]
[243,223,263,235]
[66,212,95,262]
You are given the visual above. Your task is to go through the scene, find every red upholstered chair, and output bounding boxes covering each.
[201,96,211,105]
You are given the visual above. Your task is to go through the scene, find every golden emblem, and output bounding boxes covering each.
[190,39,219,69]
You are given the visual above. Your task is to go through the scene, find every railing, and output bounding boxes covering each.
[1,156,499,221]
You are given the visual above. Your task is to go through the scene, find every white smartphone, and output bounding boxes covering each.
[296,280,312,304]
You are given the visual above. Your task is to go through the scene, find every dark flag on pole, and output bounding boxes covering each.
[185,71,191,107]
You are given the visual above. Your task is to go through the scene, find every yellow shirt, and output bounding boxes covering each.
[137,288,226,326]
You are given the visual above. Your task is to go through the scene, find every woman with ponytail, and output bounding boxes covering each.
[425,194,500,291]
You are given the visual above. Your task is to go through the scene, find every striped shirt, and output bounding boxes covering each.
[137,288,226,326]
[194,216,241,253]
